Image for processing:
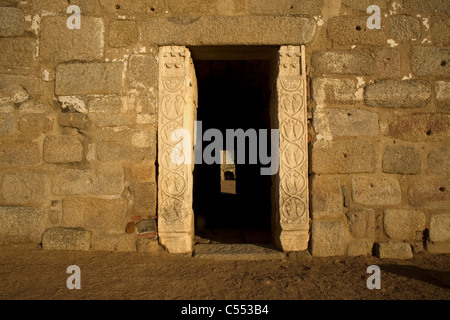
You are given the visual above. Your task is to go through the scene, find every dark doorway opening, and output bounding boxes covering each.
[192,52,274,244]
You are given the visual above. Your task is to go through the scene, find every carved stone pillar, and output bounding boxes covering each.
[158,46,197,253]
[275,45,310,251]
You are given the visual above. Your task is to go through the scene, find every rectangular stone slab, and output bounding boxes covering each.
[145,16,315,45]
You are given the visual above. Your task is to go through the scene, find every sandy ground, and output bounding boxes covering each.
[0,243,449,301]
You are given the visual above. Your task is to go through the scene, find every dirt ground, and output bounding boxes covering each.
[0,243,449,300]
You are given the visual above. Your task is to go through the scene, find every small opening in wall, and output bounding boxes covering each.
[426,129,432,136]
[116,4,121,10]
[439,187,445,192]
[343,153,348,158]
[150,7,155,12]
[441,60,447,67]
[347,113,352,117]
[355,26,362,31]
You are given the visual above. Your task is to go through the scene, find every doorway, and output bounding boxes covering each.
[192,56,274,244]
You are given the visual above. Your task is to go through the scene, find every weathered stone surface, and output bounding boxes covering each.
[0,141,40,166]
[428,148,450,176]
[44,136,83,164]
[194,244,285,260]
[382,146,422,175]
[286,250,312,261]
[100,0,165,14]
[40,17,104,62]
[42,228,91,251]
[389,114,450,142]
[135,219,156,233]
[132,164,156,182]
[429,213,450,242]
[248,0,323,15]
[0,7,24,37]
[2,172,48,205]
[408,178,450,209]
[411,47,450,77]
[91,233,137,252]
[352,177,401,206]
[347,241,373,256]
[374,242,413,259]
[311,50,373,75]
[136,95,157,124]
[108,20,138,48]
[403,0,450,13]
[312,78,361,105]
[136,238,164,253]
[88,113,135,127]
[134,182,157,216]
[431,16,450,45]
[346,209,376,239]
[311,140,376,174]
[55,62,123,96]
[0,207,47,244]
[375,49,401,78]
[62,197,127,233]
[389,15,421,41]
[97,129,155,162]
[18,101,54,133]
[327,16,386,45]
[0,38,35,69]
[88,96,124,113]
[365,80,431,108]
[145,16,316,45]
[58,112,88,130]
[425,241,450,254]
[313,109,378,138]
[384,209,426,240]
[310,176,343,218]
[33,0,95,14]
[0,75,28,103]
[342,0,388,11]
[311,221,346,257]
[0,103,14,135]
[436,81,450,110]
[52,167,124,195]
[127,55,158,90]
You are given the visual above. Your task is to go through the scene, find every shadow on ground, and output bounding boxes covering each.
[381,264,450,289]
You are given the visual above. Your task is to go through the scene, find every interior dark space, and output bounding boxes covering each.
[192,59,273,244]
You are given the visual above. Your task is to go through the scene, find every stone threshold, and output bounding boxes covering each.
[193,243,286,260]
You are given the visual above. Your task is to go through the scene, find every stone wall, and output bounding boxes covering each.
[0,0,448,257]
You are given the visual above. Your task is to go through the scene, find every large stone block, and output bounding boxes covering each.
[311,50,373,75]
[127,54,158,90]
[408,178,450,209]
[62,197,127,233]
[248,0,324,16]
[342,0,388,11]
[42,228,91,251]
[311,78,361,105]
[352,177,401,206]
[0,75,28,103]
[311,140,376,174]
[108,20,138,48]
[382,146,422,175]
[375,49,401,78]
[0,141,40,166]
[310,176,343,219]
[431,16,450,45]
[383,209,426,240]
[347,241,373,256]
[40,17,104,62]
[389,113,450,142]
[52,167,124,195]
[134,182,157,216]
[0,38,35,69]
[2,172,48,205]
[97,129,155,162]
[403,0,450,13]
[436,81,450,110]
[91,233,137,252]
[389,15,421,41]
[88,113,136,127]
[425,241,450,254]
[145,16,316,45]
[428,148,450,176]
[0,103,14,135]
[100,0,166,14]
[33,0,95,14]
[0,7,24,37]
[18,101,54,133]
[364,80,431,108]
[374,242,413,259]
[327,16,386,45]
[88,96,125,113]
[0,206,47,244]
[346,209,376,239]
[55,62,123,96]
[411,47,450,77]
[313,109,379,138]
[311,221,346,257]
[44,135,83,164]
